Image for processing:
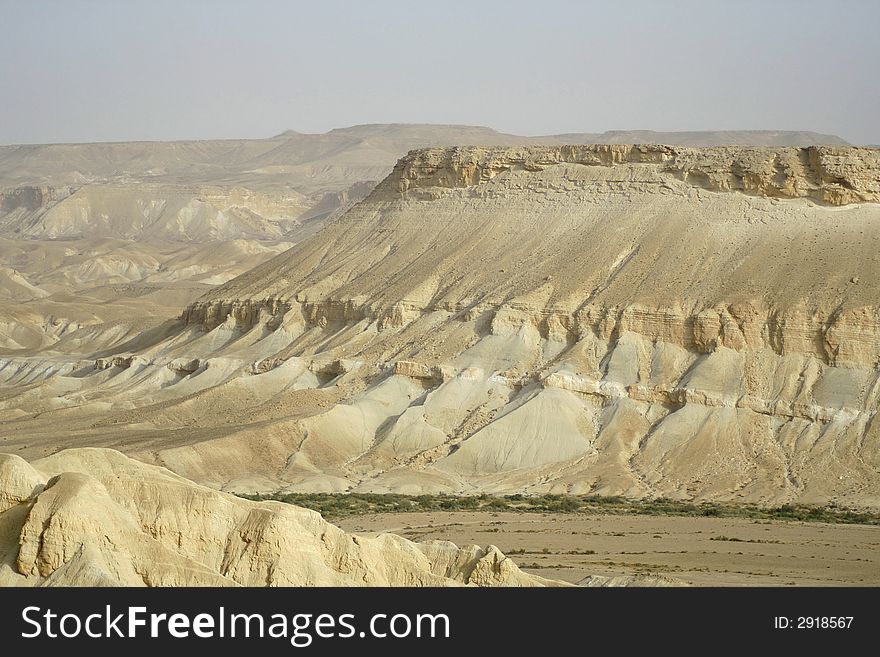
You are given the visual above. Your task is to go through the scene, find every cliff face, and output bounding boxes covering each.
[387,145,880,205]
[194,145,880,364]
[4,145,880,507]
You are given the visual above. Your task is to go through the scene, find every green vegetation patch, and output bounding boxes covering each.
[236,492,880,525]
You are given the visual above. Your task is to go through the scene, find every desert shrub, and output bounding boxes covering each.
[236,492,880,525]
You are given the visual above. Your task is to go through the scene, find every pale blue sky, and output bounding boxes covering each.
[1,0,878,144]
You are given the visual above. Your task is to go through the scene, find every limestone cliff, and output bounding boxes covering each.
[387,145,880,205]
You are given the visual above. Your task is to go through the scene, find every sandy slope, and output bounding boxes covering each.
[2,143,878,508]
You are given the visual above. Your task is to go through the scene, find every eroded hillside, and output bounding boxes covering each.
[0,125,537,351]
[0,448,558,586]
[0,127,851,350]
[2,144,879,509]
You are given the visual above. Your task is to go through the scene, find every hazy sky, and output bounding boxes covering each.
[1,0,878,144]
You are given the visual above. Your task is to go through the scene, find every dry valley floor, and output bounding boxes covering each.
[338,512,880,586]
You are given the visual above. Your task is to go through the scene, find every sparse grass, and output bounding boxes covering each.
[236,491,880,525]
[710,535,782,544]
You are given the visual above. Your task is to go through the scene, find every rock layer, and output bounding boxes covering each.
[390,145,880,206]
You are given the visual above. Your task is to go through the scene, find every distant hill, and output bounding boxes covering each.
[553,129,849,147]
[0,124,850,194]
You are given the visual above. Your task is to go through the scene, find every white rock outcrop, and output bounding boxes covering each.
[0,449,560,587]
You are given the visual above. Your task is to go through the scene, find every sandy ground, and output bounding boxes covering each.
[337,511,880,586]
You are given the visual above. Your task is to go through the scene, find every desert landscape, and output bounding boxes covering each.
[1,1,878,592]
[1,127,879,586]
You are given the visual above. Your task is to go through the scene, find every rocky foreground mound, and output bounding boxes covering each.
[2,144,880,507]
[0,448,558,587]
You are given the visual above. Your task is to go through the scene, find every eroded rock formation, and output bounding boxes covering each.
[0,449,558,587]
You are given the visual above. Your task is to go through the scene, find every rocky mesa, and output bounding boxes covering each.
[2,144,880,509]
